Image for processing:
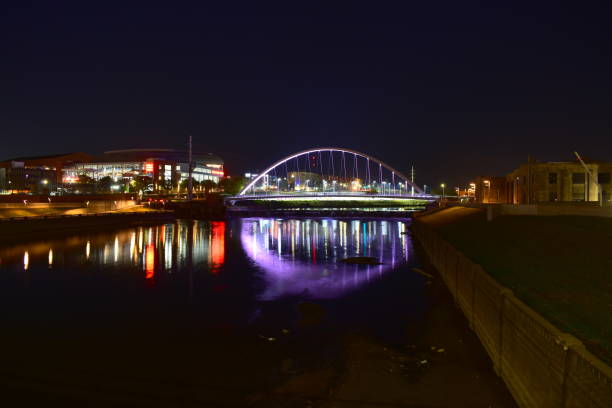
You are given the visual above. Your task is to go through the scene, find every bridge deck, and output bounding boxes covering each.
[228,193,437,202]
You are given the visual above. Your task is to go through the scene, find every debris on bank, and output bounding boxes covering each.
[339,256,382,265]
[384,344,449,380]
[412,267,434,279]
[258,335,277,342]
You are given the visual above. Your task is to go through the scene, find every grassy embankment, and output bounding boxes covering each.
[417,207,612,364]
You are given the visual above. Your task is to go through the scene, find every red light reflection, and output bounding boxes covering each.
[145,243,155,279]
[210,221,225,273]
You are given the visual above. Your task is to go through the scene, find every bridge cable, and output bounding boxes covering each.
[329,151,335,191]
[285,160,289,192]
[342,151,347,183]
[354,153,358,186]
[296,153,300,189]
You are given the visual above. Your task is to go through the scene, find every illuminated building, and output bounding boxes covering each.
[0,153,91,194]
[62,149,224,193]
[506,160,612,204]
[473,159,612,204]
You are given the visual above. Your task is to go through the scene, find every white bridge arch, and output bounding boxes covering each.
[238,147,423,197]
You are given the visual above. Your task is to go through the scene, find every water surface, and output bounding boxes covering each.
[0,218,426,337]
[0,218,516,407]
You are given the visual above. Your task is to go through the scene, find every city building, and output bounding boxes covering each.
[470,158,612,205]
[1,149,223,194]
[62,149,224,193]
[0,152,92,194]
[506,160,612,204]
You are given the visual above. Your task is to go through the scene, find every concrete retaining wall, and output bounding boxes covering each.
[0,200,137,212]
[488,203,612,218]
[412,222,612,408]
[0,211,175,243]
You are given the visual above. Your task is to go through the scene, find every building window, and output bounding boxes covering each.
[548,173,557,184]
[572,173,585,184]
[598,172,610,184]
[549,191,558,201]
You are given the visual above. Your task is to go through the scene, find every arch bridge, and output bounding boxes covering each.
[229,147,436,203]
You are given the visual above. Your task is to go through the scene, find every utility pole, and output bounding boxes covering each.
[411,165,415,196]
[188,135,193,201]
[574,151,602,207]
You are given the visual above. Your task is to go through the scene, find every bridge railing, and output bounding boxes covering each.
[235,191,437,199]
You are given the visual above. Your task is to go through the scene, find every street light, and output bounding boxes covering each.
[441,183,446,199]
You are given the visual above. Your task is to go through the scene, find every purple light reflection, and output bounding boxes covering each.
[240,218,411,299]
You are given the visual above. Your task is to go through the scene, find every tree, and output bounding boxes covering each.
[218,176,247,195]
[131,176,152,193]
[161,179,173,193]
[179,179,189,192]
[78,174,95,184]
[201,179,217,194]
[96,176,113,193]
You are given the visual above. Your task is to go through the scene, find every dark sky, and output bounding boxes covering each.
[1,1,611,188]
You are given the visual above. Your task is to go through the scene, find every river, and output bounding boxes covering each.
[0,218,515,407]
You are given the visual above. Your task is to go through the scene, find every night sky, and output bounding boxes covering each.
[2,1,611,188]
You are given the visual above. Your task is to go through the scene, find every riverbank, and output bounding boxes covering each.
[412,207,612,407]
[415,206,612,364]
[0,210,175,243]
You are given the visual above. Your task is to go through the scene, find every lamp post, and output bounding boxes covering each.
[188,135,193,201]
[441,183,446,199]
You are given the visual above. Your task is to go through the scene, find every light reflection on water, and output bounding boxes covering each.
[241,218,411,299]
[0,220,227,279]
[0,218,413,303]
